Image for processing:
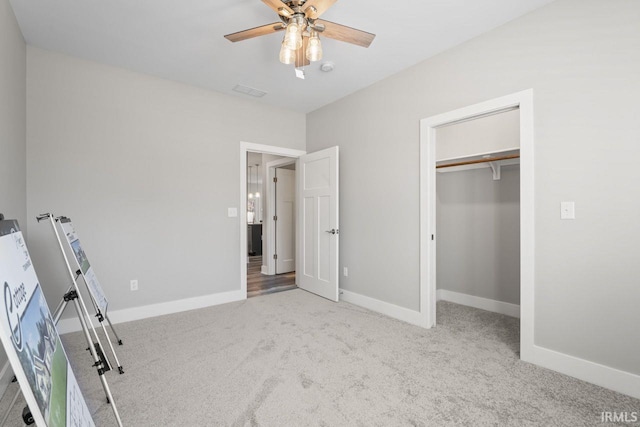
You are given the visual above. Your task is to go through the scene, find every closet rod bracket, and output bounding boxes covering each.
[489,162,501,181]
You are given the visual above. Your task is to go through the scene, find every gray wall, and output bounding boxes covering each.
[437,166,520,305]
[307,0,640,375]
[26,47,305,319]
[0,0,26,388]
[436,109,519,161]
[0,0,26,229]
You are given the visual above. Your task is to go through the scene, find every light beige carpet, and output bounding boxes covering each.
[1,289,638,426]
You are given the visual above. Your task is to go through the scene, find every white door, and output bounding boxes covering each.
[275,168,296,273]
[297,146,339,301]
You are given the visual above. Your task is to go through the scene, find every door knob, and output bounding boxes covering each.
[325,229,338,235]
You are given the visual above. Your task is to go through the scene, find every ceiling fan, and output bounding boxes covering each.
[224,0,375,76]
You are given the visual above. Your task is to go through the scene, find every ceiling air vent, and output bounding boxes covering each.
[233,84,267,98]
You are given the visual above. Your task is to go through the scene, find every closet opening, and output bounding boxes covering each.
[435,108,521,353]
[420,89,535,361]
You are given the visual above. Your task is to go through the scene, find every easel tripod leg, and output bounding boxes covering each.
[81,277,124,373]
[106,315,123,345]
[71,298,123,425]
[99,319,124,374]
[52,286,72,325]
[98,374,123,426]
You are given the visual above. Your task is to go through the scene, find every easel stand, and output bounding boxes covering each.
[57,215,124,355]
[41,214,125,374]
[56,275,125,374]
[37,213,124,427]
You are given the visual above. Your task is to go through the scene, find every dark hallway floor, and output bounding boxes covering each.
[247,256,296,297]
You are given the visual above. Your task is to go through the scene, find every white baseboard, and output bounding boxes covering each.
[437,290,640,398]
[339,289,424,327]
[52,285,639,400]
[261,265,268,275]
[0,360,14,398]
[525,344,640,400]
[437,289,520,318]
[341,287,638,399]
[56,289,246,334]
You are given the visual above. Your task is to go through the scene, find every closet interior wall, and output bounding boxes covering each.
[436,165,521,305]
[435,110,521,311]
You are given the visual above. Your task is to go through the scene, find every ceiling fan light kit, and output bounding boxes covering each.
[224,0,375,77]
[279,42,296,64]
[306,30,322,62]
[283,17,303,51]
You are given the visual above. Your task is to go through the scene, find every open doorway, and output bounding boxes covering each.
[246,152,298,298]
[239,143,305,299]
[240,142,340,303]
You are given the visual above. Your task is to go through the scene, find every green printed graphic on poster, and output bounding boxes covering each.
[0,220,96,427]
[59,219,108,314]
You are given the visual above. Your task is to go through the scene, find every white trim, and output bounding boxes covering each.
[518,91,536,363]
[57,289,245,335]
[264,157,297,276]
[240,142,306,296]
[436,289,520,318]
[529,345,640,400]
[340,289,423,327]
[0,360,14,398]
[419,90,535,365]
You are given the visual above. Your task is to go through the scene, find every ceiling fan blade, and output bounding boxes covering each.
[315,20,375,48]
[224,22,285,43]
[303,0,337,19]
[295,36,311,68]
[262,0,295,17]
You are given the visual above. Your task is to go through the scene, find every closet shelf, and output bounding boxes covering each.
[436,153,520,169]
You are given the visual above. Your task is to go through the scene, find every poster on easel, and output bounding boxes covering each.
[0,219,96,427]
[58,218,108,315]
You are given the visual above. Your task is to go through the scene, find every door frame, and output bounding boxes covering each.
[264,157,297,275]
[240,142,306,296]
[419,89,535,361]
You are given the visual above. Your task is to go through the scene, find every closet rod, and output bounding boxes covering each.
[436,153,520,169]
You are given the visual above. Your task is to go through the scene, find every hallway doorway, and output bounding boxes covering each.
[242,145,302,298]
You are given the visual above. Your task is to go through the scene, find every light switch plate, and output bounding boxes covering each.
[228,208,238,218]
[560,201,575,220]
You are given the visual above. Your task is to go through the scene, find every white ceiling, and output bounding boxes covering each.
[10,0,554,113]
